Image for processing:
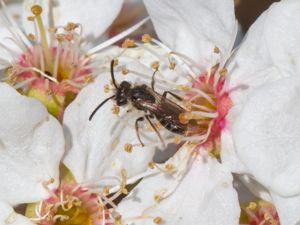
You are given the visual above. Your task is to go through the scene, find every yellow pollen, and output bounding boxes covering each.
[113,59,119,66]
[112,105,120,115]
[148,161,155,169]
[121,67,129,75]
[102,186,110,195]
[247,202,257,210]
[154,194,162,202]
[103,84,110,93]
[122,38,136,48]
[177,85,190,91]
[31,5,43,15]
[27,16,35,21]
[179,112,189,124]
[151,61,160,70]
[64,22,79,31]
[142,34,152,43]
[165,163,174,173]
[153,217,162,224]
[169,62,176,70]
[173,135,182,144]
[214,46,220,54]
[28,33,35,41]
[219,68,228,76]
[124,143,133,153]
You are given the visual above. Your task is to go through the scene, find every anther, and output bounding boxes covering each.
[28,33,36,41]
[165,163,174,173]
[64,22,79,31]
[103,84,110,93]
[173,135,182,144]
[151,61,160,70]
[113,59,119,66]
[124,143,133,153]
[142,34,152,43]
[121,67,129,75]
[112,105,120,115]
[154,194,162,202]
[179,113,189,124]
[31,5,43,16]
[153,216,162,224]
[148,161,155,169]
[248,202,257,210]
[27,16,35,21]
[219,68,228,76]
[122,38,136,48]
[103,186,110,195]
[214,46,220,54]
[169,62,176,70]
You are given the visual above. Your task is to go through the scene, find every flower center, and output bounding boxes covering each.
[4,5,93,119]
[179,64,232,150]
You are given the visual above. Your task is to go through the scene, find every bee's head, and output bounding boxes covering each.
[116,81,131,106]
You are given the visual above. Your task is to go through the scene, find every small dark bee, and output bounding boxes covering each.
[89,59,187,147]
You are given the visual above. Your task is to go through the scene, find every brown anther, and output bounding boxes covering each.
[165,163,174,173]
[154,194,162,202]
[169,62,176,70]
[31,5,43,16]
[153,217,162,224]
[64,22,79,31]
[151,61,160,70]
[179,112,189,124]
[65,33,74,42]
[219,68,228,76]
[56,34,65,42]
[214,46,220,54]
[103,84,110,93]
[28,33,35,41]
[124,143,133,153]
[173,135,182,144]
[177,85,190,91]
[148,161,155,169]
[84,75,94,84]
[27,16,35,21]
[102,186,110,195]
[121,67,129,75]
[122,38,136,48]
[142,34,152,43]
[112,105,120,115]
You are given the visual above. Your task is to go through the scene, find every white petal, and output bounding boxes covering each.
[232,76,300,197]
[63,49,157,183]
[227,0,300,104]
[118,153,240,224]
[23,0,123,40]
[271,192,300,225]
[0,83,64,205]
[143,0,236,68]
[0,202,34,225]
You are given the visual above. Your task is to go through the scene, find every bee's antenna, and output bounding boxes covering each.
[111,59,118,89]
[89,95,116,121]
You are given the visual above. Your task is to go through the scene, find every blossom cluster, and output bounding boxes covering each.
[0,0,299,225]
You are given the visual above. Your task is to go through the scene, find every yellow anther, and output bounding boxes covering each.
[214,46,220,54]
[122,38,136,48]
[154,194,162,202]
[64,22,79,31]
[31,5,43,15]
[148,161,155,169]
[121,67,129,75]
[124,143,133,153]
[179,112,190,124]
[151,61,160,70]
[219,68,228,76]
[84,75,94,84]
[103,84,110,93]
[112,105,120,115]
[169,62,176,70]
[173,135,182,144]
[248,201,257,210]
[177,85,190,91]
[165,163,174,173]
[153,217,162,224]
[103,186,110,195]
[142,34,152,43]
[27,16,35,21]
[28,33,35,41]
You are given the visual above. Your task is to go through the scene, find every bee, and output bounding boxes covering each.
[89,60,187,147]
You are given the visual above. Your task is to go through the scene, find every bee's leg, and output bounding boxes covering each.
[145,115,165,147]
[162,91,183,101]
[135,116,145,147]
[151,69,158,91]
